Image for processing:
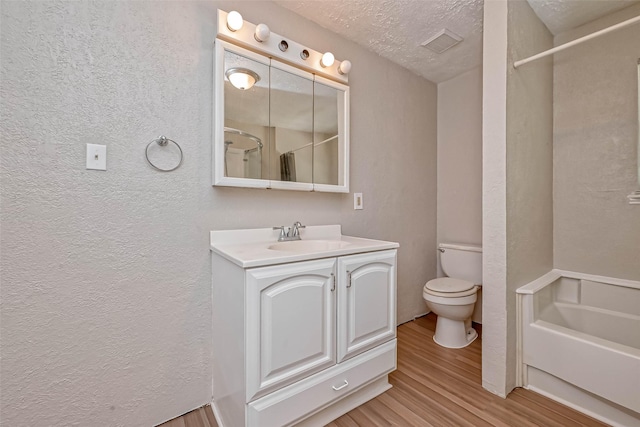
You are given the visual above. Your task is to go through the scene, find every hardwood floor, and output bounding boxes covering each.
[160,314,607,427]
[159,406,218,427]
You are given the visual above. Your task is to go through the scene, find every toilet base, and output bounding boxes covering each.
[432,317,478,349]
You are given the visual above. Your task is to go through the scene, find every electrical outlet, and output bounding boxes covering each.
[354,193,363,210]
[86,144,107,170]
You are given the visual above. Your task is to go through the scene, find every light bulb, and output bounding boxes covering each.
[254,23,270,42]
[338,60,352,75]
[228,73,254,90]
[226,11,243,32]
[321,52,335,68]
[225,68,260,90]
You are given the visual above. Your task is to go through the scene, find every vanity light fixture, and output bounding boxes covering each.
[321,52,335,68]
[254,23,270,42]
[338,60,352,75]
[225,68,260,90]
[216,9,349,84]
[226,11,243,32]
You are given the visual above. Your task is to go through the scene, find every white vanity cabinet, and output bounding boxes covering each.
[211,228,397,427]
[246,258,337,401]
[337,251,396,363]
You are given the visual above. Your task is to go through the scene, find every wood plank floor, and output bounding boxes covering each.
[160,314,607,427]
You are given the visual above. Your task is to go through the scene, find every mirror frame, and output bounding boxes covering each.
[213,40,350,193]
[636,58,640,191]
[630,58,640,204]
[214,40,270,190]
[313,75,350,193]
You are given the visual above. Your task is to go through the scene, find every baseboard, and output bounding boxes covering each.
[210,400,225,427]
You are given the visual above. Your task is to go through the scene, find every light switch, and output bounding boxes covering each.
[354,192,363,210]
[86,144,107,171]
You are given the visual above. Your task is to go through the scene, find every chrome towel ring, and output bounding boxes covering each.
[145,135,183,172]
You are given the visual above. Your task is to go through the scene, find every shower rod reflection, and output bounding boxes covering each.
[224,127,263,148]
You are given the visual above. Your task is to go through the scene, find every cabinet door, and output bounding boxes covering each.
[337,250,396,362]
[246,258,336,402]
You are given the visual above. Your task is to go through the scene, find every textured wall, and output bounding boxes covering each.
[553,4,640,281]
[437,67,483,322]
[505,0,554,393]
[481,0,553,397]
[482,0,509,397]
[0,1,437,425]
[437,67,483,250]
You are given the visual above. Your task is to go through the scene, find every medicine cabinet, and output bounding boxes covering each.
[213,32,349,193]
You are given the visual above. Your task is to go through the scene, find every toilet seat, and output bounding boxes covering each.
[424,278,478,298]
[426,277,475,293]
[424,286,478,298]
[423,289,478,305]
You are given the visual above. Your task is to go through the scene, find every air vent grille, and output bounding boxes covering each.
[421,29,463,54]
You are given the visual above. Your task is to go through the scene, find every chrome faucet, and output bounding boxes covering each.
[273,221,306,242]
[272,226,288,241]
[291,221,306,238]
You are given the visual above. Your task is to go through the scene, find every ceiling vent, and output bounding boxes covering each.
[421,29,463,54]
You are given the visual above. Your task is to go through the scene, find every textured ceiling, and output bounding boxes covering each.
[527,0,637,35]
[274,0,483,83]
[275,0,640,84]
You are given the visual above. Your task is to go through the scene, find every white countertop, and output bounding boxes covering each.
[210,225,399,268]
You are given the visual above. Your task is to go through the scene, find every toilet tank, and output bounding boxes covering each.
[439,243,482,284]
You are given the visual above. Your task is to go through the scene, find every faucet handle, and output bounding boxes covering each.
[273,226,287,241]
[291,221,306,237]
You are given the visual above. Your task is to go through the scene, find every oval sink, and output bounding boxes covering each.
[268,240,350,252]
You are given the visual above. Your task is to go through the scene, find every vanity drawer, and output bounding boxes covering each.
[247,339,396,427]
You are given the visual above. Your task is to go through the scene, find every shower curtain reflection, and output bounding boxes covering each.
[279,152,296,181]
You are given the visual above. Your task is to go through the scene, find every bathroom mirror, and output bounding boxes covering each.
[213,40,349,192]
[223,49,270,182]
[269,63,314,190]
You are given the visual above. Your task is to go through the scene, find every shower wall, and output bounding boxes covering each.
[553,4,640,281]
[504,0,554,394]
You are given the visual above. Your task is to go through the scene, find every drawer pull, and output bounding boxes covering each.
[332,380,349,391]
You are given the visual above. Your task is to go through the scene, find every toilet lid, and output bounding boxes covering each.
[425,277,475,293]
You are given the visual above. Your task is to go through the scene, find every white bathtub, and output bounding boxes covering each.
[517,270,640,427]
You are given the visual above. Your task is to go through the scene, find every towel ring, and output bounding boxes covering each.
[145,135,183,172]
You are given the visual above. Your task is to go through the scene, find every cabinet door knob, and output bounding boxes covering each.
[330,273,335,292]
[346,271,352,288]
[332,379,349,391]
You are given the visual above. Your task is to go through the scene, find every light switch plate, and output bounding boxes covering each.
[86,144,106,170]
[354,193,363,210]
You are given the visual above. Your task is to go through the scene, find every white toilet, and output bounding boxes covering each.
[423,243,482,349]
